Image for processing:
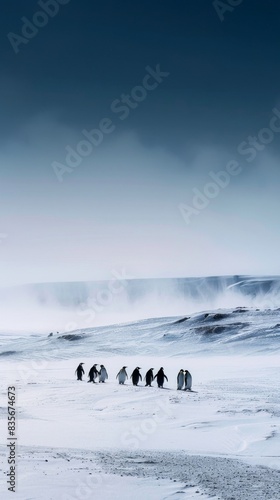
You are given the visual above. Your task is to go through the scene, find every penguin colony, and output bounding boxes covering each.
[75,363,192,390]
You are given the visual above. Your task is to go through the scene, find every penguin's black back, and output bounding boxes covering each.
[132,368,140,385]
[145,369,153,385]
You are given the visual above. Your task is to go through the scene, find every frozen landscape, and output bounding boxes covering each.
[0,276,280,499]
[3,1,280,498]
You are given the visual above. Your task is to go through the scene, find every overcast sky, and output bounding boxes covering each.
[1,0,280,286]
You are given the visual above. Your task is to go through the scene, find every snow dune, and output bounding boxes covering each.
[1,285,280,498]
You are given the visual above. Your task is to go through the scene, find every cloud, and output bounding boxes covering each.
[1,111,280,287]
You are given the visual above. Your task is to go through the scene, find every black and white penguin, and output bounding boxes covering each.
[88,364,99,383]
[99,364,108,383]
[144,368,154,387]
[154,367,168,388]
[184,370,192,390]
[131,367,142,386]
[75,363,85,381]
[116,366,128,384]
[177,369,185,390]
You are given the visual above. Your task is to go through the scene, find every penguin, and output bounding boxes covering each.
[177,369,185,390]
[88,364,99,383]
[154,367,168,388]
[75,363,85,381]
[116,366,128,384]
[99,364,108,383]
[144,368,154,387]
[184,370,192,391]
[131,367,142,386]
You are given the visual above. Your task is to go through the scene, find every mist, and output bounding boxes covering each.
[1,110,280,288]
[1,276,280,334]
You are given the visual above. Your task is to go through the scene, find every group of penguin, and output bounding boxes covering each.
[75,363,192,390]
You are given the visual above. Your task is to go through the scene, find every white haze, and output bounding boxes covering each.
[1,114,280,287]
[0,279,279,334]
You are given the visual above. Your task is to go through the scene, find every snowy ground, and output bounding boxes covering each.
[1,354,280,499]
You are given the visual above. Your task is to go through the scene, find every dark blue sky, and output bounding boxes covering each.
[1,0,280,285]
[1,0,280,151]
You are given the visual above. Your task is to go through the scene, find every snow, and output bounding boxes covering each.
[1,352,280,499]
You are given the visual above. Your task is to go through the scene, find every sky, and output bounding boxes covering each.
[1,0,280,286]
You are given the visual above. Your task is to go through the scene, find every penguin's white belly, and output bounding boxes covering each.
[177,373,184,389]
[185,373,192,390]
[99,368,107,382]
[118,371,126,383]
